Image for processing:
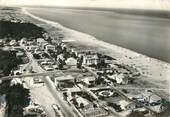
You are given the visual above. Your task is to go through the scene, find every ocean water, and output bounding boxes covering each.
[27,7,170,63]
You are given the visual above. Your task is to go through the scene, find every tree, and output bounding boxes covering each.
[7,84,30,117]
[80,103,84,109]
[72,98,78,107]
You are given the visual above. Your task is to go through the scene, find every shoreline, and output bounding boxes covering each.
[24,6,170,19]
[22,8,170,82]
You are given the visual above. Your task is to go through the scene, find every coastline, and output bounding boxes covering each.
[22,7,170,83]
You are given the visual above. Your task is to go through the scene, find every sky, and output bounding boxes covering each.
[0,0,170,11]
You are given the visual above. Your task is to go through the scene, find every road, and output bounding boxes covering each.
[26,51,77,117]
[83,66,158,114]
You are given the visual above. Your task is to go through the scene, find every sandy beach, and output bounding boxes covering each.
[22,8,170,94]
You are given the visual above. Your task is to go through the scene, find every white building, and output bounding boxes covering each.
[81,76,96,87]
[45,44,55,51]
[20,38,27,46]
[10,78,22,86]
[65,57,77,66]
[27,45,39,52]
[107,73,128,84]
[119,100,136,111]
[37,38,47,47]
[9,40,17,46]
[83,54,99,66]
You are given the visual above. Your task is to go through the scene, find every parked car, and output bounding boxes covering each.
[51,104,65,117]
[43,65,54,71]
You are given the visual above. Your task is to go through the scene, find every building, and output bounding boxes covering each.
[141,91,162,104]
[34,48,42,54]
[137,91,165,113]
[142,91,162,104]
[65,57,77,66]
[41,42,49,50]
[10,78,22,86]
[83,54,99,66]
[27,45,39,52]
[81,76,96,87]
[20,38,27,46]
[37,38,46,45]
[16,51,25,57]
[27,40,36,46]
[107,73,128,84]
[45,44,55,51]
[73,95,93,110]
[0,39,3,46]
[119,100,136,111]
[81,107,108,117]
[9,40,17,46]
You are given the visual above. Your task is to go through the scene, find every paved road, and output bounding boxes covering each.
[26,52,76,117]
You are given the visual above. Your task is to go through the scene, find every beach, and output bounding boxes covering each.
[27,7,170,63]
[22,7,170,96]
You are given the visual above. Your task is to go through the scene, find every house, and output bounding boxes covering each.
[27,45,39,52]
[36,38,46,45]
[107,73,128,84]
[9,40,17,46]
[81,76,96,87]
[23,105,45,116]
[137,91,165,113]
[81,107,108,117]
[41,42,48,50]
[16,51,25,57]
[140,91,162,104]
[65,57,77,66]
[45,44,55,51]
[119,100,136,111]
[20,38,27,46]
[57,54,65,64]
[83,54,99,66]
[34,48,42,54]
[42,33,49,40]
[0,94,6,108]
[10,78,22,86]
[0,39,3,46]
[27,40,36,46]
[74,95,93,110]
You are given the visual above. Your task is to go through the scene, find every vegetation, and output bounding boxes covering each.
[7,84,30,117]
[0,20,45,41]
[0,81,30,117]
[0,49,22,76]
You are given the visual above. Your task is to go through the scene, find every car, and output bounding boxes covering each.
[51,104,65,117]
[43,65,54,71]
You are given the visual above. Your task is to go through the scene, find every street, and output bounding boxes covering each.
[25,51,76,117]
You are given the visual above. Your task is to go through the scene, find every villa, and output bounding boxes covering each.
[107,73,128,84]
[81,76,96,87]
[83,54,99,66]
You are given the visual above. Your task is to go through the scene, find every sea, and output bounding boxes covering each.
[27,7,170,63]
